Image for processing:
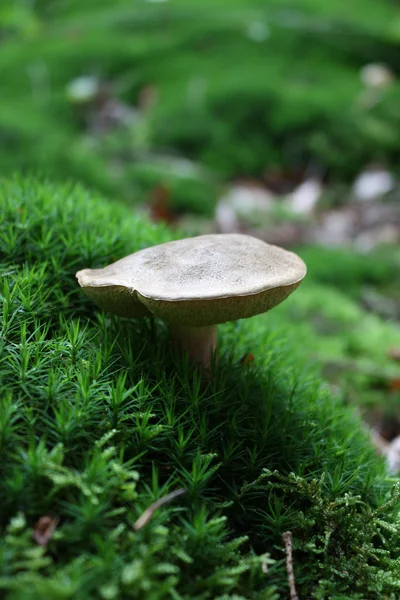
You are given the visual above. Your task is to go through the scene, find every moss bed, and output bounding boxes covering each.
[1,178,400,599]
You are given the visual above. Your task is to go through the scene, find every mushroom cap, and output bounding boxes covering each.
[76,233,306,326]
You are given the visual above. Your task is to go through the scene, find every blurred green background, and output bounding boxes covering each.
[1,0,399,211]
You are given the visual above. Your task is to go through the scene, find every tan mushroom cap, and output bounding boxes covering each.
[76,234,306,327]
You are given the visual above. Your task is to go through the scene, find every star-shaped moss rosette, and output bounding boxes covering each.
[76,233,306,368]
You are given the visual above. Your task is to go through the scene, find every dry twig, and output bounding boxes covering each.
[133,488,186,531]
[282,531,299,600]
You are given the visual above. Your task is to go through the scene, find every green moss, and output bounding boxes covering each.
[1,177,400,598]
[268,277,400,418]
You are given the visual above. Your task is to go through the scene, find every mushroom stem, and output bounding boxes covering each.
[169,324,217,368]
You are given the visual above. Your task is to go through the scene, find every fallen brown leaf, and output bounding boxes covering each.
[32,515,59,546]
[389,348,400,362]
[150,185,176,224]
[390,378,400,393]
[240,353,255,366]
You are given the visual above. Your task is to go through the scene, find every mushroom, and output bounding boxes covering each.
[76,233,306,368]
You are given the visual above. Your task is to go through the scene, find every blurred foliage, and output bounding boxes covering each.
[271,246,400,420]
[0,0,399,213]
[299,246,400,297]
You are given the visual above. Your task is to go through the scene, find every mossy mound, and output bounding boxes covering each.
[1,178,400,599]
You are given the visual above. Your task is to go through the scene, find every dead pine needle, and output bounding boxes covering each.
[282,531,299,600]
[133,488,186,531]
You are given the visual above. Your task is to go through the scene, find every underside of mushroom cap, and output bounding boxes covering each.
[76,234,306,325]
